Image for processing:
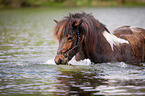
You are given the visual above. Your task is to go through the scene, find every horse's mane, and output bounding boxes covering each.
[54,12,109,57]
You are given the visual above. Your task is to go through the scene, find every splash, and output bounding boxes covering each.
[43,57,91,65]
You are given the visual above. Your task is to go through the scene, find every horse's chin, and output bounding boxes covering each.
[56,62,67,65]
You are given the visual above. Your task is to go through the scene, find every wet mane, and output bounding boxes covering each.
[54,12,109,57]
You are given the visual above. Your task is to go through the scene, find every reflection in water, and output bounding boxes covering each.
[55,66,106,96]
[1,63,145,95]
[0,7,145,95]
[54,64,145,96]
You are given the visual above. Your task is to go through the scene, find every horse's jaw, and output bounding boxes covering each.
[75,50,86,61]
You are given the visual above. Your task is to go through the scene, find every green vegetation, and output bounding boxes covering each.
[0,0,145,8]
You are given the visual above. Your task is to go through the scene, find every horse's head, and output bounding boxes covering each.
[54,19,83,65]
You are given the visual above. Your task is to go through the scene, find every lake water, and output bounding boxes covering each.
[0,7,145,96]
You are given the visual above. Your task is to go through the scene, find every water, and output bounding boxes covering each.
[0,7,145,96]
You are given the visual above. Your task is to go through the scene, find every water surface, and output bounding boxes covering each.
[0,7,145,96]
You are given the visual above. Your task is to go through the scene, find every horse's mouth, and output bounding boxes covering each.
[54,54,70,65]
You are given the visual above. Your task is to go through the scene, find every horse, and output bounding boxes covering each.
[53,12,145,65]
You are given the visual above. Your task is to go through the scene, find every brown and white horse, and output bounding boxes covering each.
[53,12,145,65]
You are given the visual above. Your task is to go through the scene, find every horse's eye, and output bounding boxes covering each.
[67,37,73,41]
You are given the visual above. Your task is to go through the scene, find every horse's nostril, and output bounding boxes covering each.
[58,59,62,64]
[55,58,63,65]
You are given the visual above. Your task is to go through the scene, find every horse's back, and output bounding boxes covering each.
[113,26,145,37]
[113,26,145,62]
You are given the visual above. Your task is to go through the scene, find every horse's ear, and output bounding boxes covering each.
[54,20,58,23]
[73,19,83,27]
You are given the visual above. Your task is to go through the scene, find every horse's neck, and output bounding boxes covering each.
[89,30,129,62]
[95,31,113,54]
[79,30,129,62]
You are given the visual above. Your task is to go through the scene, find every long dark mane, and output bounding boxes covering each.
[54,12,110,58]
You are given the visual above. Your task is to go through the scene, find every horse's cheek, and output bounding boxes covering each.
[64,42,73,50]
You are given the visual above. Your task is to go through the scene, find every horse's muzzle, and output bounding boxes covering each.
[54,54,68,65]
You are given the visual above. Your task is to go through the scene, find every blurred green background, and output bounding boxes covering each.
[0,0,145,8]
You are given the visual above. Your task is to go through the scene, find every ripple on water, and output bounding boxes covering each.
[94,84,145,95]
[0,7,145,96]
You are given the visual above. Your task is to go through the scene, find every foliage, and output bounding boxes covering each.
[0,0,145,8]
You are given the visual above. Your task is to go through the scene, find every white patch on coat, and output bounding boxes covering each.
[103,31,129,51]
